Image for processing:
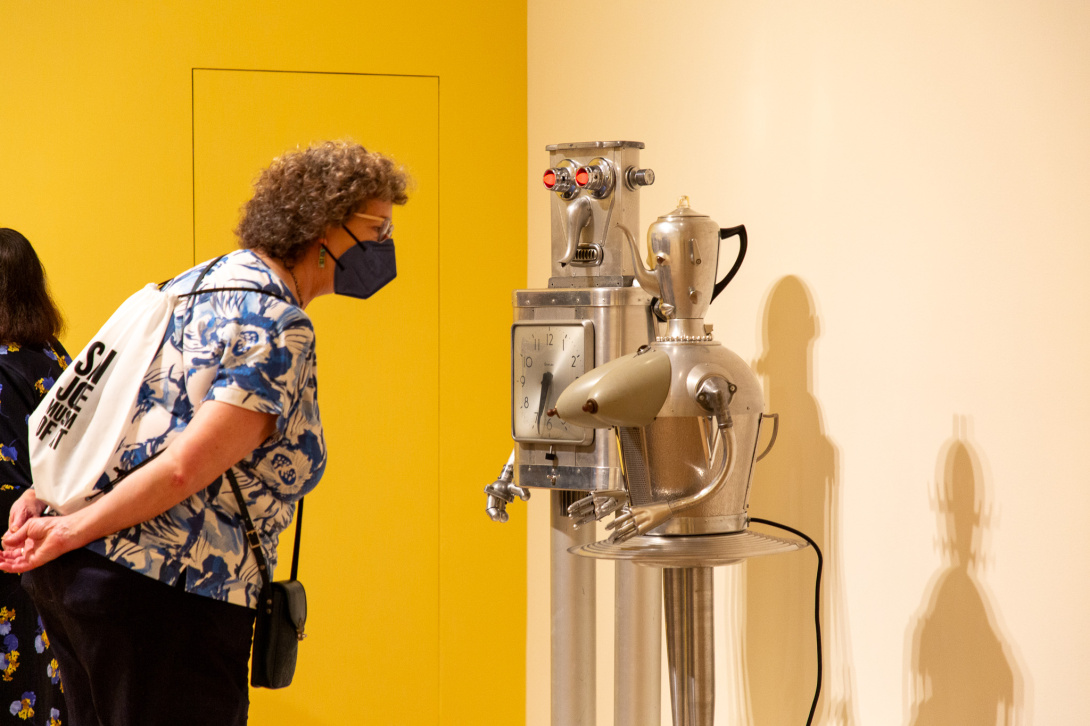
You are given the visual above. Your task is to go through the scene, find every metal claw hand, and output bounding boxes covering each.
[567,490,629,528]
[484,480,530,522]
[605,501,672,543]
[483,452,529,523]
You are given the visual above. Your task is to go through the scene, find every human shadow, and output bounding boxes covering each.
[745,275,859,725]
[904,417,1026,725]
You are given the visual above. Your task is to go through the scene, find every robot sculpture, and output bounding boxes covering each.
[486,141,806,726]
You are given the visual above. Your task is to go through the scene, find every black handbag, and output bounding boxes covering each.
[226,468,307,689]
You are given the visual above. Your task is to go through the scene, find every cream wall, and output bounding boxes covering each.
[528,1,1089,724]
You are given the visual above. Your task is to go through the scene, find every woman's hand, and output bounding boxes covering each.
[0,401,276,573]
[0,514,82,573]
[7,489,47,533]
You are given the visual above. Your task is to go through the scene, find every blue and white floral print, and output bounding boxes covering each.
[85,251,326,608]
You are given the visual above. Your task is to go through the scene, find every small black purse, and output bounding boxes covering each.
[226,468,307,689]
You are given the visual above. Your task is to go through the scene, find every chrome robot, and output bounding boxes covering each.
[485,141,661,726]
[551,197,807,726]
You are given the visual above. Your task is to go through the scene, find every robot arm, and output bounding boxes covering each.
[484,450,530,523]
[606,375,738,543]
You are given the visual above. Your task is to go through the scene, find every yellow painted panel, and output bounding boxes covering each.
[194,70,439,725]
[1,2,526,724]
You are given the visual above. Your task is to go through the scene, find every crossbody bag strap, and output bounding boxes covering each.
[291,498,303,581]
[225,467,272,590]
[224,467,303,587]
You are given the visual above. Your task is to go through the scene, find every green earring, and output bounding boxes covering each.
[319,247,326,269]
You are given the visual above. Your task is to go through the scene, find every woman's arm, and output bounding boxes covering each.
[0,400,276,572]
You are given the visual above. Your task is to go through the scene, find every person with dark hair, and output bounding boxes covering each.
[0,140,410,726]
[0,227,69,726]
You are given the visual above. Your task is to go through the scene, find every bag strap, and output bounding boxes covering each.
[162,254,292,304]
[225,467,303,588]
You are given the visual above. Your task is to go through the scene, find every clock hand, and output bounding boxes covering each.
[535,370,553,433]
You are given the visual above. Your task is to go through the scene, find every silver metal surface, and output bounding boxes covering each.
[570,242,604,267]
[576,157,616,199]
[517,464,621,491]
[546,140,646,151]
[606,421,736,543]
[483,450,528,522]
[571,529,806,567]
[544,160,579,199]
[513,286,654,492]
[642,198,723,324]
[552,490,596,726]
[545,142,651,284]
[559,194,594,266]
[624,167,655,189]
[515,286,652,309]
[664,568,715,726]
[567,489,628,527]
[615,561,661,726]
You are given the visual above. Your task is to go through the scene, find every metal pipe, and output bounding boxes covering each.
[614,561,662,726]
[663,567,715,726]
[667,422,737,516]
[551,490,596,726]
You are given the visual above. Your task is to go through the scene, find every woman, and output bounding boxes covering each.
[0,141,409,726]
[0,228,70,726]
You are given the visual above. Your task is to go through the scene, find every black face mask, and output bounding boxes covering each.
[322,227,397,299]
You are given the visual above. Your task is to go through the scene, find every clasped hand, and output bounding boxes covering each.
[0,489,72,573]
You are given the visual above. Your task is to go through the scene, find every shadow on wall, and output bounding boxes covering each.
[903,417,1027,725]
[746,275,858,725]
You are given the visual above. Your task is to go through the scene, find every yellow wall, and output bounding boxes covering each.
[1,2,526,724]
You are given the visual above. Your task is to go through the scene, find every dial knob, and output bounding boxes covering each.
[543,160,579,198]
[574,157,615,199]
[625,167,655,189]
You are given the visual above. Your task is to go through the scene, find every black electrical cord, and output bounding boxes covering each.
[749,517,823,726]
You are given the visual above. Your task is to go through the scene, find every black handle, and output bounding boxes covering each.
[710,225,748,303]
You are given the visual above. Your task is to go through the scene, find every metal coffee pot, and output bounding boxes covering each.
[626,196,748,339]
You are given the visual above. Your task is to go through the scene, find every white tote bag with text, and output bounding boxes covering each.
[28,283,180,514]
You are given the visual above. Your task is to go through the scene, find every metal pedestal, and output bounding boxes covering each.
[551,491,596,726]
[615,560,662,726]
[573,529,806,726]
[664,568,716,726]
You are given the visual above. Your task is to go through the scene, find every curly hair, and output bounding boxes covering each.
[236,140,410,265]
[0,228,65,346]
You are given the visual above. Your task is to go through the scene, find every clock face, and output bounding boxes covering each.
[511,321,594,445]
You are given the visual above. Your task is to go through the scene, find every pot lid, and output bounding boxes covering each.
[658,195,709,220]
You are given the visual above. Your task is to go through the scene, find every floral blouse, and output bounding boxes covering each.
[0,342,69,492]
[0,341,70,726]
[84,250,326,608]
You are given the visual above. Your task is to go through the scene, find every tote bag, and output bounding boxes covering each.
[28,283,181,513]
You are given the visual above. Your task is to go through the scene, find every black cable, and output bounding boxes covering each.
[749,517,823,726]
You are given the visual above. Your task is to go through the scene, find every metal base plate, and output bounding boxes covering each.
[570,528,806,567]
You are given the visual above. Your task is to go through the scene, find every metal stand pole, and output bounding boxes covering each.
[551,490,596,726]
[615,560,662,726]
[664,567,715,726]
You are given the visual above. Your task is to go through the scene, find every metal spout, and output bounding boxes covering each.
[558,195,593,266]
[620,224,661,296]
